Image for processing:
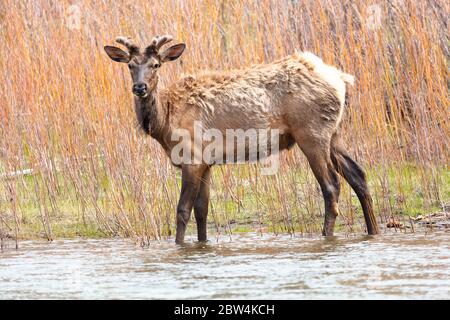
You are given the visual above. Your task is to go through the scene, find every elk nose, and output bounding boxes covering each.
[132,82,148,96]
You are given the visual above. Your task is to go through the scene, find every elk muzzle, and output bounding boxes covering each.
[132,82,148,97]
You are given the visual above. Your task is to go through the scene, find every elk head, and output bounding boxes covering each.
[104,35,186,98]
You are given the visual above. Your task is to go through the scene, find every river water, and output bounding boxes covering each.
[0,232,449,299]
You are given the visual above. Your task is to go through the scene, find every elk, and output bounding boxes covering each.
[104,35,379,243]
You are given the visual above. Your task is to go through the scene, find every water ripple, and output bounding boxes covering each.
[0,232,449,299]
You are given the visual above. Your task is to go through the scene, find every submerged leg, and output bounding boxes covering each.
[193,167,211,242]
[330,135,379,235]
[176,165,207,244]
[297,137,341,236]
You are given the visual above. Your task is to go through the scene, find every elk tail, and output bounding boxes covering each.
[340,72,355,86]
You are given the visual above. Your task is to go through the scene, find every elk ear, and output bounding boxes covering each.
[160,43,186,63]
[104,46,131,63]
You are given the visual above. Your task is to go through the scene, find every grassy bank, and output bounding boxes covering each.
[0,0,448,243]
[1,162,448,241]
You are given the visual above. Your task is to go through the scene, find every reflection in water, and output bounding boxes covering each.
[0,232,449,299]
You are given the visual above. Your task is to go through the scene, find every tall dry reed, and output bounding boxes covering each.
[0,0,448,243]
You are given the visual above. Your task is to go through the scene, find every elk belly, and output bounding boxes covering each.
[201,128,284,164]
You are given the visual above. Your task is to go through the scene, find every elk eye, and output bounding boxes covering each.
[153,63,161,68]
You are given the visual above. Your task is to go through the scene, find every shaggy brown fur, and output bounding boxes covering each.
[105,35,379,243]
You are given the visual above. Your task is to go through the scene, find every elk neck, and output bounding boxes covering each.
[133,85,168,142]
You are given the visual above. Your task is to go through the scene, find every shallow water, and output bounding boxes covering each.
[1,232,449,299]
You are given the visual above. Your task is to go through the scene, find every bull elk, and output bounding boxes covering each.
[104,35,379,243]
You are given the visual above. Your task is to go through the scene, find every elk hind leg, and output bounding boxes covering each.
[330,136,379,235]
[298,138,341,236]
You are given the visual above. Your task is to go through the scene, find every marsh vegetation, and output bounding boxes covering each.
[0,0,448,244]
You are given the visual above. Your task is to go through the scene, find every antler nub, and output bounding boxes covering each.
[146,35,173,54]
[115,36,140,56]
[153,35,173,49]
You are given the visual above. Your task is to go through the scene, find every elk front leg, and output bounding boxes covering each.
[193,167,211,242]
[176,165,206,244]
